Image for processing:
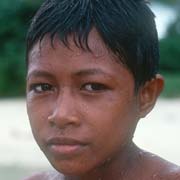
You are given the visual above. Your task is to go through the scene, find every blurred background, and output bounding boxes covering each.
[0,0,180,179]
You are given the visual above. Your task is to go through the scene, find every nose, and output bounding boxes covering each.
[48,90,81,129]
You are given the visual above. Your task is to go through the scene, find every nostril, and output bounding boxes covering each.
[47,111,81,129]
[49,120,56,127]
[48,115,56,127]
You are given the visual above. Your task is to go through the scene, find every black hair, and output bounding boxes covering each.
[26,0,159,90]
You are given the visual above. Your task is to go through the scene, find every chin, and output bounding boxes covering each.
[52,162,93,176]
[46,156,95,176]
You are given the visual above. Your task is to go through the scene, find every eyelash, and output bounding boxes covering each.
[29,83,54,93]
[81,83,109,92]
[28,82,109,94]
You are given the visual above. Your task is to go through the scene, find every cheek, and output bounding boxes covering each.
[26,99,50,141]
[72,100,138,174]
[85,96,138,156]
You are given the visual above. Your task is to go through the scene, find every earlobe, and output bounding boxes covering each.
[138,74,164,118]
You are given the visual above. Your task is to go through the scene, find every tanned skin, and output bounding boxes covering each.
[25,30,180,180]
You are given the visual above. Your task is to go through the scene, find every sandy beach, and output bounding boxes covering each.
[0,98,180,179]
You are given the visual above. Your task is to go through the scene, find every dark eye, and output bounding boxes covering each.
[82,83,108,92]
[29,83,54,93]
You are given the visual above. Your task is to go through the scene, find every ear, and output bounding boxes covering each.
[138,74,164,118]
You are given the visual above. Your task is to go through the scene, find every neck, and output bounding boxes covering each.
[64,142,141,180]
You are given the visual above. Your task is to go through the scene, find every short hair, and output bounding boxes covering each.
[26,0,159,90]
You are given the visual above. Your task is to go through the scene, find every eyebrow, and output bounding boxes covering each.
[27,70,54,81]
[27,68,113,81]
[74,68,112,78]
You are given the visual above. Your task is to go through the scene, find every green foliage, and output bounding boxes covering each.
[154,0,179,5]
[156,0,180,73]
[159,14,180,97]
[161,72,180,97]
[159,16,180,72]
[159,38,180,72]
[0,0,179,97]
[0,0,42,97]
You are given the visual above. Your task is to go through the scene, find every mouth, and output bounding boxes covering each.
[46,137,88,157]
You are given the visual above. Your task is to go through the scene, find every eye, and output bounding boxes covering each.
[29,83,54,93]
[81,83,109,92]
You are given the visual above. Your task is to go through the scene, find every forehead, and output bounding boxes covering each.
[27,29,134,85]
[28,29,113,64]
[27,29,135,94]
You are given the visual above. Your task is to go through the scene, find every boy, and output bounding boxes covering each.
[25,0,180,179]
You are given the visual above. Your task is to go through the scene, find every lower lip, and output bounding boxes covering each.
[49,144,86,156]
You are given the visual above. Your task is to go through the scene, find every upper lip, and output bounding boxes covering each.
[46,137,88,146]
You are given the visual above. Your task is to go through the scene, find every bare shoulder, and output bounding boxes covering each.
[23,170,64,180]
[162,165,180,180]
[141,151,180,180]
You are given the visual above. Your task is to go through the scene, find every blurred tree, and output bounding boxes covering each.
[0,0,179,97]
[159,16,180,72]
[0,0,42,97]
[155,0,179,4]
[156,0,180,72]
[154,0,180,97]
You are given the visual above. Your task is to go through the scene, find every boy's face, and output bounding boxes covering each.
[26,30,140,175]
